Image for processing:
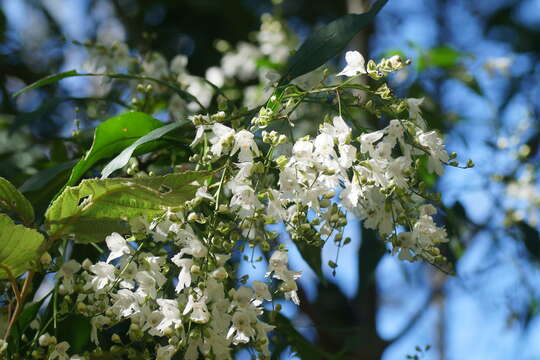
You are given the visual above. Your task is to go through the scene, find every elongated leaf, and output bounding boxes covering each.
[12,70,205,109]
[517,221,540,262]
[19,160,78,194]
[66,112,164,187]
[418,46,462,71]
[12,70,78,98]
[0,177,34,225]
[279,0,387,84]
[293,239,324,281]
[101,120,187,179]
[45,171,213,242]
[8,297,47,354]
[57,314,92,353]
[0,214,44,278]
[272,314,327,360]
[20,160,78,219]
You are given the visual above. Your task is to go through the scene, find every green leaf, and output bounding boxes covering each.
[19,161,78,194]
[516,221,540,262]
[12,70,78,98]
[272,313,327,360]
[279,0,387,85]
[0,214,44,278]
[0,177,35,225]
[57,314,92,354]
[20,160,78,219]
[12,70,206,110]
[66,112,164,187]
[418,46,462,71]
[101,120,187,179]
[292,239,324,281]
[8,297,46,353]
[45,171,214,243]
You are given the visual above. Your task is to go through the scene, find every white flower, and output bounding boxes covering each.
[135,270,157,299]
[340,180,363,210]
[407,98,426,129]
[359,130,384,155]
[105,232,131,263]
[176,227,208,258]
[89,262,116,291]
[337,51,367,77]
[280,278,300,305]
[387,156,411,188]
[484,56,512,77]
[230,286,254,308]
[229,183,262,218]
[292,140,314,162]
[206,66,225,87]
[231,129,261,162]
[209,123,235,158]
[418,131,449,175]
[111,289,140,318]
[320,116,351,144]
[90,315,110,345]
[195,186,214,201]
[171,256,192,293]
[227,310,256,345]
[142,310,164,337]
[183,294,210,324]
[314,133,337,159]
[338,144,357,169]
[190,125,206,147]
[266,251,288,277]
[252,281,272,302]
[57,260,81,292]
[255,321,275,357]
[49,342,70,360]
[156,344,177,360]
[266,189,287,221]
[156,299,182,333]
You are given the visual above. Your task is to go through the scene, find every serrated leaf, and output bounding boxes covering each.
[101,120,187,179]
[66,112,164,187]
[279,0,387,85]
[45,171,214,242]
[0,177,34,225]
[12,70,78,98]
[0,214,44,278]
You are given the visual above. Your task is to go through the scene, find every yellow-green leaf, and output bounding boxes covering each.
[0,214,44,279]
[45,170,214,243]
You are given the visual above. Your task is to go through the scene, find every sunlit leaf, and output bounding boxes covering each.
[0,214,44,278]
[66,112,164,187]
[101,120,188,179]
[45,171,214,242]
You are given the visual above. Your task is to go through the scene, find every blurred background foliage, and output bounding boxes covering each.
[1,0,539,359]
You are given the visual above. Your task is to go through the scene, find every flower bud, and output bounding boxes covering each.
[40,252,52,266]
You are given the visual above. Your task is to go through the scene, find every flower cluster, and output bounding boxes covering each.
[8,47,466,359]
